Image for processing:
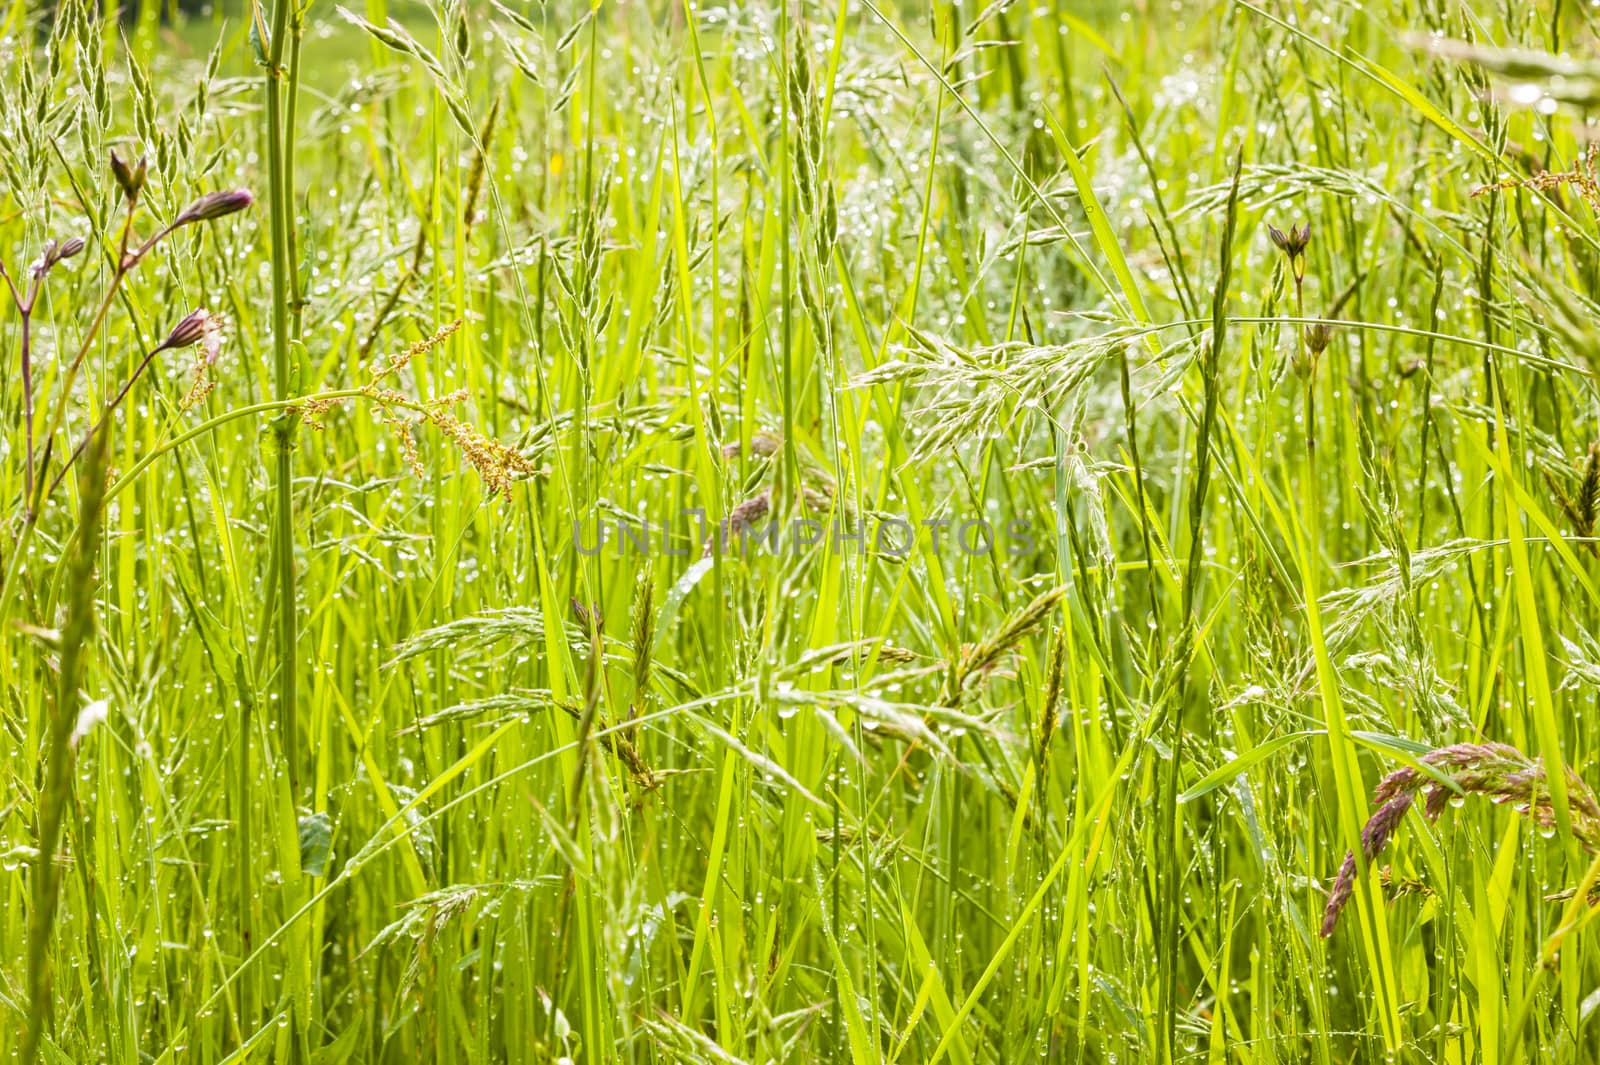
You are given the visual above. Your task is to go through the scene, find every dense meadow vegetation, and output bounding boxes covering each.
[11,0,1600,1060]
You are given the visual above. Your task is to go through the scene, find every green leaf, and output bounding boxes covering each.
[1179,730,1323,804]
[654,557,713,654]
[249,0,271,67]
[297,812,333,878]
[309,1021,363,1065]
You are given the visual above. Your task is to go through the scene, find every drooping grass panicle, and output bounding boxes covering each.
[849,323,1191,463]
[1321,742,1600,936]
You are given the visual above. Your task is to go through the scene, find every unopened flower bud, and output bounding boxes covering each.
[171,189,255,229]
[31,236,87,280]
[1305,320,1334,357]
[1267,221,1312,282]
[110,150,147,206]
[158,309,223,361]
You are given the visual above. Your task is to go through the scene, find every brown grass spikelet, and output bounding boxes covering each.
[720,432,783,461]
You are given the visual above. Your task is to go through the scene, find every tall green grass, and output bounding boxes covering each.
[6,0,1600,1061]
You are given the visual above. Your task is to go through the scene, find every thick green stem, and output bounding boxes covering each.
[1296,281,1316,458]
[22,424,109,1065]
[265,0,300,796]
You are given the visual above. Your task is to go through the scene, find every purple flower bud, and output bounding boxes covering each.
[171,189,255,229]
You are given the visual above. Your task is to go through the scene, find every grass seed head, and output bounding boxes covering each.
[629,564,655,733]
[705,491,773,558]
[1579,443,1600,537]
